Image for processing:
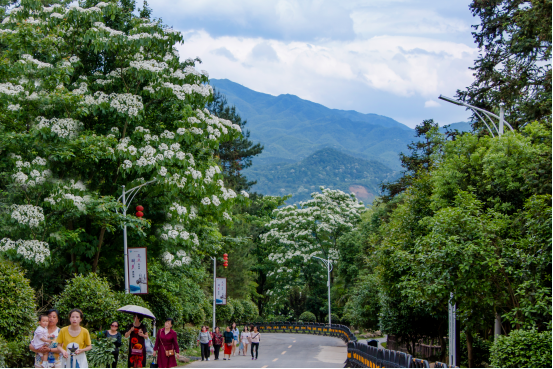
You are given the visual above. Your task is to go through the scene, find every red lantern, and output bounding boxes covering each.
[136,205,144,211]
[223,253,228,268]
[136,211,144,218]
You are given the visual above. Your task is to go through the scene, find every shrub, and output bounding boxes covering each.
[242,300,260,323]
[54,273,119,331]
[4,337,35,368]
[324,313,340,324]
[174,326,198,351]
[490,329,552,368]
[299,311,317,322]
[0,335,7,368]
[0,259,37,340]
[88,332,116,368]
[231,299,245,323]
[460,332,491,367]
[216,298,235,326]
[142,289,183,326]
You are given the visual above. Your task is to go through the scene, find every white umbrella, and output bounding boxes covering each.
[117,305,156,320]
[117,305,157,338]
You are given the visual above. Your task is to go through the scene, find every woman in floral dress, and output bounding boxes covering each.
[124,314,149,368]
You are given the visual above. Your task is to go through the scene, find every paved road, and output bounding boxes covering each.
[185,333,347,368]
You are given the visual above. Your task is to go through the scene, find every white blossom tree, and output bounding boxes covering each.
[0,0,247,274]
[261,187,366,312]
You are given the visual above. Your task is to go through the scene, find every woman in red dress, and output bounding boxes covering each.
[153,318,180,368]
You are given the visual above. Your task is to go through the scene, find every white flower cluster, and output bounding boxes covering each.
[162,82,213,100]
[159,224,199,246]
[11,205,45,228]
[36,116,84,139]
[7,104,20,111]
[93,22,124,36]
[130,59,169,72]
[0,82,24,95]
[83,92,143,117]
[43,180,89,211]
[0,238,50,263]
[20,54,52,68]
[162,250,192,268]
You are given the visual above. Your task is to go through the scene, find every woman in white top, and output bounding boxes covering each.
[240,326,251,356]
[250,326,261,360]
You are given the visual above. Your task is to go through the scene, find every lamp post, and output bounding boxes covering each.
[438,95,514,137]
[312,256,333,326]
[439,94,514,366]
[116,179,156,294]
[211,253,228,331]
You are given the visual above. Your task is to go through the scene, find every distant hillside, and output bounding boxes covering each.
[210,79,415,170]
[245,148,398,204]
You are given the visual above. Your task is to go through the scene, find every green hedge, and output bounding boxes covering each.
[299,311,317,322]
[174,326,198,351]
[0,259,37,341]
[242,300,259,322]
[490,329,552,368]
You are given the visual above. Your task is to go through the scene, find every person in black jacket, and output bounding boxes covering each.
[104,321,122,368]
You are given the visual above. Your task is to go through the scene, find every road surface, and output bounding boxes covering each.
[185,333,347,368]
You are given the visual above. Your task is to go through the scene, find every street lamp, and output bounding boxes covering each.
[312,256,333,326]
[438,95,514,137]
[210,254,229,331]
[116,179,156,294]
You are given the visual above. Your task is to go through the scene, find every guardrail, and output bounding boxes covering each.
[239,321,357,343]
[238,322,433,368]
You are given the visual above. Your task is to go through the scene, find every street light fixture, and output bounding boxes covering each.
[116,179,156,294]
[438,95,514,137]
[312,256,333,326]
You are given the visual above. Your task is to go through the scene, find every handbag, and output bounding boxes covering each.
[131,348,143,356]
[145,338,154,356]
[150,357,158,368]
[160,337,175,357]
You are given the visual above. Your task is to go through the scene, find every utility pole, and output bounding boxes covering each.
[211,256,216,331]
[312,256,333,326]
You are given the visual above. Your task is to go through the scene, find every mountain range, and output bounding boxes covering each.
[210,79,471,202]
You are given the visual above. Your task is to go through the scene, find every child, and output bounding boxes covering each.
[31,314,52,367]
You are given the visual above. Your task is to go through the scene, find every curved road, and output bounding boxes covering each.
[186,333,347,368]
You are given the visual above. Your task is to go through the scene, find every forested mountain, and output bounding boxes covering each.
[211,79,415,170]
[244,148,397,204]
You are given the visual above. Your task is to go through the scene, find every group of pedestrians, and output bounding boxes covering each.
[197,322,261,362]
[28,308,181,368]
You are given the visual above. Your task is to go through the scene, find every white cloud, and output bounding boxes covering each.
[424,100,441,108]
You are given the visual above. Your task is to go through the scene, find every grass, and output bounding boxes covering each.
[381,342,387,349]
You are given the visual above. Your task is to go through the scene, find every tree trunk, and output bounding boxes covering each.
[466,330,474,368]
[92,227,106,273]
[438,323,447,363]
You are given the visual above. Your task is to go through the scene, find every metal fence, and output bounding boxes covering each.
[239,322,433,368]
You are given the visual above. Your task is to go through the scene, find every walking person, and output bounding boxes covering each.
[153,318,180,368]
[30,309,62,368]
[197,326,211,361]
[230,323,239,356]
[124,314,149,368]
[53,308,92,368]
[222,326,234,360]
[211,327,223,360]
[240,326,251,356]
[103,321,122,368]
[250,326,261,360]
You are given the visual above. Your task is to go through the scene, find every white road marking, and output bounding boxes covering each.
[281,351,286,355]
[288,345,292,348]
[293,340,296,343]
[272,358,278,362]
[262,366,268,368]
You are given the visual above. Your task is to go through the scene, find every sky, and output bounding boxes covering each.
[150,0,479,128]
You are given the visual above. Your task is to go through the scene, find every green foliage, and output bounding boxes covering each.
[54,273,119,330]
[342,274,380,330]
[142,289,183,325]
[298,311,316,322]
[216,298,234,325]
[0,259,37,341]
[88,332,116,368]
[231,299,245,323]
[174,326,197,351]
[490,329,552,368]
[241,300,259,322]
[324,313,340,324]
[458,0,551,129]
[246,148,396,204]
[4,337,34,368]
[0,335,7,368]
[460,332,492,368]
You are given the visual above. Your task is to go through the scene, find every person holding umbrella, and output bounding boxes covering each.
[153,318,180,368]
[124,314,149,368]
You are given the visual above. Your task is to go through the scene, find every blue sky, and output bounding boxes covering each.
[150,0,479,128]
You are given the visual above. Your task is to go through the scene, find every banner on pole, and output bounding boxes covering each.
[216,278,227,305]
[128,247,148,294]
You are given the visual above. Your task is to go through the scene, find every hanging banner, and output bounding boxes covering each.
[216,277,227,305]
[128,247,148,294]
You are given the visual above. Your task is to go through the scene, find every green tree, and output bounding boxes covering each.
[458,0,552,129]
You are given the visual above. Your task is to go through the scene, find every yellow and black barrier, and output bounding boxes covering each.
[239,321,357,343]
[346,340,430,368]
